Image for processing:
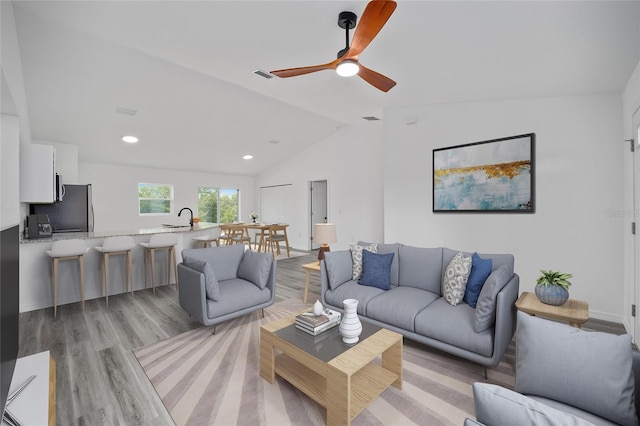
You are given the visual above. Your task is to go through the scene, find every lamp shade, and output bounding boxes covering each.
[314,223,337,245]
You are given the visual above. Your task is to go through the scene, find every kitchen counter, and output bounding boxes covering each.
[19,223,219,313]
[20,222,218,243]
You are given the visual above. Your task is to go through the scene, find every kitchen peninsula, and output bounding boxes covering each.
[19,223,218,313]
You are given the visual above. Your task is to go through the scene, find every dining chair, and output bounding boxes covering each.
[219,224,233,246]
[265,224,290,258]
[227,224,252,250]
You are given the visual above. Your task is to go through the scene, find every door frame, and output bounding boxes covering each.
[309,179,329,250]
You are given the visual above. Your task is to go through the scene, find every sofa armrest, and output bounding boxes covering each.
[177,263,208,324]
[492,273,519,365]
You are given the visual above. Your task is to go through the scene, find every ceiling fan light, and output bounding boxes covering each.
[336,60,359,77]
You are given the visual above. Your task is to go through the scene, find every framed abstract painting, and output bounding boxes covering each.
[433,133,535,213]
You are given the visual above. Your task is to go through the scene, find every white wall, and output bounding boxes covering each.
[255,123,384,251]
[382,94,624,322]
[622,61,640,335]
[78,162,255,232]
[1,115,20,228]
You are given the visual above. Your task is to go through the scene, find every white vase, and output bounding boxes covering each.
[339,298,362,344]
[313,300,323,316]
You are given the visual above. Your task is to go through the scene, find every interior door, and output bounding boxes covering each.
[309,180,328,250]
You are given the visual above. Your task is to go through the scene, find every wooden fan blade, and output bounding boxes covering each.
[358,64,396,92]
[271,59,339,78]
[345,0,397,59]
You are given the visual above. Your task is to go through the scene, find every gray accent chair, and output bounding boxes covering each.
[470,312,640,426]
[178,244,276,333]
[320,243,519,367]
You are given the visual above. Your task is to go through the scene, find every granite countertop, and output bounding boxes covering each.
[20,222,218,243]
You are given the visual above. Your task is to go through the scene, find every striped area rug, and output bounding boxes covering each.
[133,298,515,425]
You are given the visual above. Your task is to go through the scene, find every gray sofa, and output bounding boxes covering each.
[320,242,519,367]
[468,312,640,426]
[177,244,276,332]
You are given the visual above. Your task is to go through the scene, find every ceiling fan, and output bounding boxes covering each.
[270,0,397,92]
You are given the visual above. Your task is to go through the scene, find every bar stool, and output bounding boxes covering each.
[45,239,88,317]
[192,227,222,248]
[94,236,135,305]
[140,234,178,294]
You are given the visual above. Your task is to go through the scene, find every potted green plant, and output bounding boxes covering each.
[535,269,572,306]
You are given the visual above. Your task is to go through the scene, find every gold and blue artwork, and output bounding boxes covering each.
[433,134,535,212]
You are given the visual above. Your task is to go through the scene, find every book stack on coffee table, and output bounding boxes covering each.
[295,309,341,336]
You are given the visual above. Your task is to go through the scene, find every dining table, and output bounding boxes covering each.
[226,223,289,253]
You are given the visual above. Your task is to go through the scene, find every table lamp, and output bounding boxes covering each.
[314,223,336,262]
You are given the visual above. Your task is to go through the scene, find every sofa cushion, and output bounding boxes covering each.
[324,280,385,316]
[182,244,245,281]
[474,265,511,332]
[366,287,439,332]
[183,260,220,301]
[473,383,595,426]
[359,242,400,286]
[324,250,353,290]
[515,312,638,426]
[358,250,394,290]
[414,298,494,357]
[397,245,443,293]
[206,278,271,319]
[350,242,377,280]
[442,252,472,306]
[464,253,493,308]
[237,250,272,289]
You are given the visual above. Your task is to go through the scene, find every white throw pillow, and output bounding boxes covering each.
[350,242,378,280]
[442,251,472,306]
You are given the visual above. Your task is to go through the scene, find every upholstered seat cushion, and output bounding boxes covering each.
[415,298,494,357]
[324,280,385,316]
[366,286,439,332]
[206,278,271,319]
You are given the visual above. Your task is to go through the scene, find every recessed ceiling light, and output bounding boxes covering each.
[243,154,254,160]
[122,136,138,143]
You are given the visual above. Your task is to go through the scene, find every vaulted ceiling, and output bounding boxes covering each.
[9,1,640,175]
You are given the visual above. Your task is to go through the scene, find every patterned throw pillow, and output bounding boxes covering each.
[350,242,378,280]
[442,251,472,306]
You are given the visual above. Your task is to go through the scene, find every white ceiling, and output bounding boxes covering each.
[10,0,640,176]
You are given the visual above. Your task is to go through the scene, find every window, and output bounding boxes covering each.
[139,183,173,215]
[198,187,239,223]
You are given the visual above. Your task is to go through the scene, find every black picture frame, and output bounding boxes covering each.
[433,133,535,213]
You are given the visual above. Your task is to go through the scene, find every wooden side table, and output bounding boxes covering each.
[515,291,589,328]
[301,261,321,304]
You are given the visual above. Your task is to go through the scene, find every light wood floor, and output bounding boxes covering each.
[17,252,625,425]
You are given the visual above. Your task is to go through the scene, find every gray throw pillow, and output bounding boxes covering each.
[474,265,511,332]
[324,250,353,290]
[473,383,594,426]
[184,260,219,301]
[515,312,638,426]
[182,244,245,281]
[237,250,272,289]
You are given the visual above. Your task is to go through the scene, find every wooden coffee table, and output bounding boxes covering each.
[260,313,403,425]
[516,291,589,328]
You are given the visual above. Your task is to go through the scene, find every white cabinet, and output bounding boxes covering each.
[19,144,55,203]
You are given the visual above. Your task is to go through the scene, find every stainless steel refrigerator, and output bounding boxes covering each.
[30,184,94,232]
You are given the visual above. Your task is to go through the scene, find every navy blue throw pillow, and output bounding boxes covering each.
[464,252,493,308]
[358,249,394,290]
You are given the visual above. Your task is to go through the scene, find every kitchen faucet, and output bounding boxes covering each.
[178,207,194,227]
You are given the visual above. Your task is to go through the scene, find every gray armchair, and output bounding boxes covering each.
[178,244,276,333]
